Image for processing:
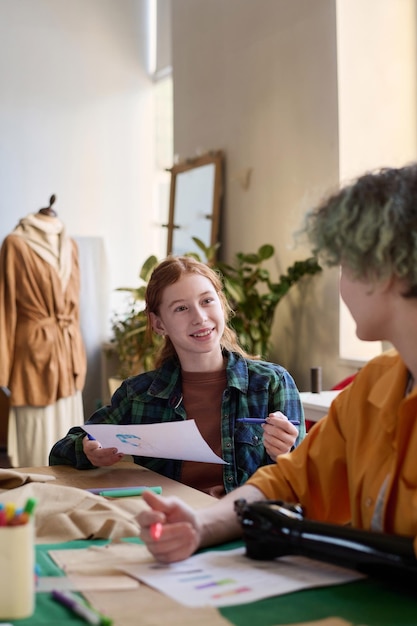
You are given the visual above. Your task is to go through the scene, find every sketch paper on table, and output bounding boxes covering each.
[82,420,227,464]
[119,546,365,608]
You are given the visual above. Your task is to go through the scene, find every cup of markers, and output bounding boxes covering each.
[0,497,37,619]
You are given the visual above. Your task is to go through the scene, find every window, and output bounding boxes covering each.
[336,0,416,364]
[154,74,173,256]
[147,0,173,258]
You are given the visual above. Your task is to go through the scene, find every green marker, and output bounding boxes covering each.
[98,486,162,498]
[23,497,37,516]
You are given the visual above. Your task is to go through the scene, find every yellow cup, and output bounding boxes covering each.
[0,520,35,619]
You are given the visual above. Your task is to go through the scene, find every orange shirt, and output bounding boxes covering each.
[247,350,417,554]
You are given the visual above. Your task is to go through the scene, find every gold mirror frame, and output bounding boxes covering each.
[165,150,224,257]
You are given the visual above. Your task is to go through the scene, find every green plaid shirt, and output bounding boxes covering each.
[49,350,305,493]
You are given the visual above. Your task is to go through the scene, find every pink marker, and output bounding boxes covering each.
[150,522,162,541]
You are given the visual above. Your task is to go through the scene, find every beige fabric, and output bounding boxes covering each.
[0,468,56,490]
[0,468,145,543]
[0,230,86,406]
[8,391,84,467]
[12,212,73,290]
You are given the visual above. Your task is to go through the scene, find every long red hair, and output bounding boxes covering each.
[145,256,255,367]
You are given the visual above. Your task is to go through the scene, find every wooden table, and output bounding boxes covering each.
[8,463,417,626]
[14,460,217,508]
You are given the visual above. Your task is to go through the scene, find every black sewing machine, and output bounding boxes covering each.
[234,499,417,586]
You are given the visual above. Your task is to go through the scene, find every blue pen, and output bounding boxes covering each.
[238,417,301,427]
[86,432,96,440]
[237,418,266,425]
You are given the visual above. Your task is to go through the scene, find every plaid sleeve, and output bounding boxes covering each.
[273,368,306,446]
[48,380,139,468]
[48,426,93,468]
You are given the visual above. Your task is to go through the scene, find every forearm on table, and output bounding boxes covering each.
[197,484,266,548]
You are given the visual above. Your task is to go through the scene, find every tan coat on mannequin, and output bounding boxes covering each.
[0,196,87,466]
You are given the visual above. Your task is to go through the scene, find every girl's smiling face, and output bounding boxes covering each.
[149,273,225,368]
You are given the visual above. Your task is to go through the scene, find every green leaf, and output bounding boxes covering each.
[239,253,261,265]
[140,255,159,282]
[258,244,274,260]
[223,276,245,303]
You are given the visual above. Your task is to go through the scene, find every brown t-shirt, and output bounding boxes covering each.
[180,368,227,498]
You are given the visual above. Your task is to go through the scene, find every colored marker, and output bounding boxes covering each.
[5,502,16,522]
[23,496,37,516]
[51,589,112,626]
[86,485,162,495]
[150,522,162,541]
[97,486,163,498]
[8,508,29,526]
[236,418,266,425]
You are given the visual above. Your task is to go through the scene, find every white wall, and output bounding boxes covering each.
[171,0,342,390]
[171,0,417,391]
[0,0,160,291]
[0,0,159,413]
[337,0,417,364]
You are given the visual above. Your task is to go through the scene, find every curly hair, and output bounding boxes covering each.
[304,163,417,297]
[145,255,255,367]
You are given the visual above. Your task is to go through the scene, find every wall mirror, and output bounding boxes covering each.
[165,150,224,257]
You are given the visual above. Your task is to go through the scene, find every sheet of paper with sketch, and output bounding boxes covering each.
[83,420,227,464]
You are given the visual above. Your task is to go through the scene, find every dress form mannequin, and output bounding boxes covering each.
[0,196,86,466]
[38,194,58,217]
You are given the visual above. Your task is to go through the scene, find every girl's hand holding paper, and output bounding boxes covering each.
[83,435,124,467]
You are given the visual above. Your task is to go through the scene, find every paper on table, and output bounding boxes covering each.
[119,547,365,608]
[82,420,227,464]
[36,575,139,592]
[47,544,231,625]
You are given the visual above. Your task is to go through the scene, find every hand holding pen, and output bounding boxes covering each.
[137,490,200,564]
[83,433,124,467]
[238,411,299,460]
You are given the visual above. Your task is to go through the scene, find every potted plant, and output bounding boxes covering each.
[108,238,322,379]
[191,238,322,358]
[109,254,161,380]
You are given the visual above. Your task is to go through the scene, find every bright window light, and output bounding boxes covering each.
[147,0,157,76]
